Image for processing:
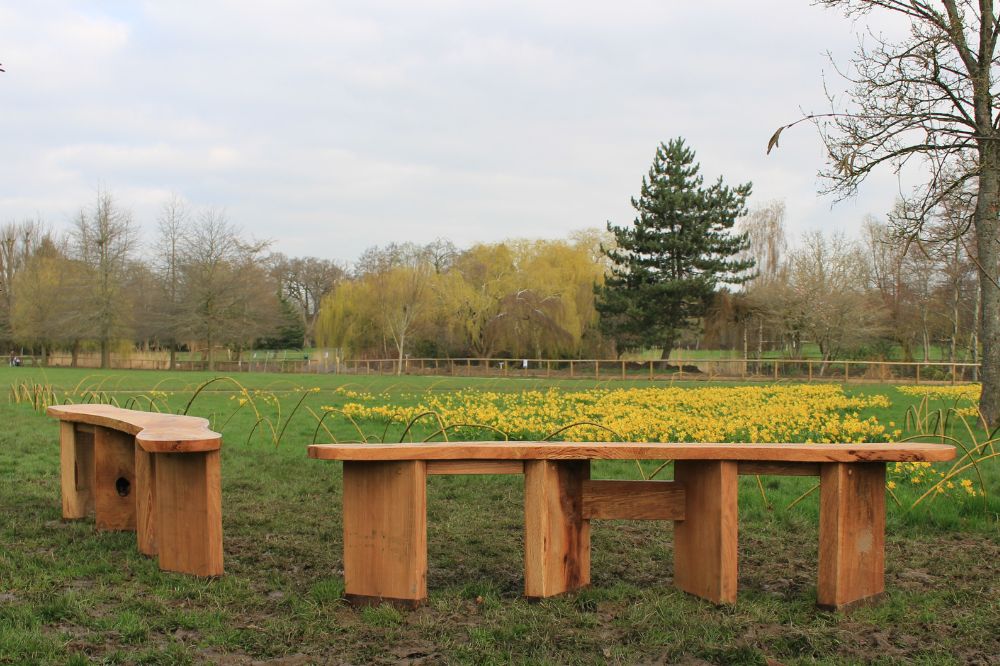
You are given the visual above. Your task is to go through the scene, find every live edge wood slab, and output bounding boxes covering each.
[47,404,224,577]
[308,441,955,611]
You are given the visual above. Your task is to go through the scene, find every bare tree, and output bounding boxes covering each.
[790,231,888,364]
[772,1,1000,424]
[71,190,137,368]
[178,209,276,370]
[739,201,789,358]
[151,196,190,368]
[270,254,345,347]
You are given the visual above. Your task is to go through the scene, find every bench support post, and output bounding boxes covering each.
[155,451,223,577]
[59,423,94,520]
[342,460,427,606]
[818,462,885,611]
[134,447,157,556]
[524,460,590,599]
[673,460,738,604]
[93,427,137,531]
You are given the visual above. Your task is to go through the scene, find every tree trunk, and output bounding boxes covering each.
[900,339,913,363]
[922,324,930,363]
[70,341,79,368]
[100,338,110,369]
[975,150,1000,426]
[396,331,405,376]
[971,285,981,382]
[169,345,176,371]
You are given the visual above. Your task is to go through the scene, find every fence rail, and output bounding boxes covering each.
[10,353,980,384]
[324,356,979,384]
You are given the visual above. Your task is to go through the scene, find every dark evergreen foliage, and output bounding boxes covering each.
[256,296,306,350]
[596,138,754,358]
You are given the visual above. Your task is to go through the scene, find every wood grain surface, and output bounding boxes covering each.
[342,461,427,605]
[673,460,739,604]
[59,422,94,520]
[155,450,224,577]
[48,404,221,453]
[581,480,685,520]
[524,460,590,599]
[818,462,886,611]
[309,441,954,463]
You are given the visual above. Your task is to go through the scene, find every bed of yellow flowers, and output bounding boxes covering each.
[332,384,894,444]
[324,383,996,504]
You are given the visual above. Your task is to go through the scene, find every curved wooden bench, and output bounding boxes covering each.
[308,440,955,610]
[48,404,223,576]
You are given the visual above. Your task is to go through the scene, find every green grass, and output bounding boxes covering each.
[1,367,998,664]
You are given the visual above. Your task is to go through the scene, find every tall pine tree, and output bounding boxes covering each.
[596,138,754,359]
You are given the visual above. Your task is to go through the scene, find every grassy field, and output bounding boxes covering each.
[1,367,998,664]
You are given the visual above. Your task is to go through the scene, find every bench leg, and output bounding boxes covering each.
[673,460,738,604]
[135,447,157,557]
[59,423,95,520]
[93,427,136,531]
[524,460,590,599]
[818,462,885,611]
[342,461,427,606]
[155,451,224,577]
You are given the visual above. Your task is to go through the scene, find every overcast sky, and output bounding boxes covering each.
[1,1,912,263]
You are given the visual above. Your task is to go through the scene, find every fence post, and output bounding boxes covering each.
[595,360,599,380]
[774,360,779,381]
[916,364,920,384]
[621,360,626,381]
[844,362,849,384]
[808,361,813,382]
[649,360,653,381]
[569,360,574,378]
[547,360,551,377]
[951,363,956,385]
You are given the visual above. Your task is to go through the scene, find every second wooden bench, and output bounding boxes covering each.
[308,441,955,611]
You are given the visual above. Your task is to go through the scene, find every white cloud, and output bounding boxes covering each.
[0,1,919,261]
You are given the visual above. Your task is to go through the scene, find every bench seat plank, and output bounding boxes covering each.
[48,404,221,453]
[309,441,954,463]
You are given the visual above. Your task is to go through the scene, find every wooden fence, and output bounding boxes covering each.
[11,352,980,384]
[331,357,979,384]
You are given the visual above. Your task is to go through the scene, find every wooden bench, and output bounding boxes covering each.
[308,441,955,611]
[48,404,224,577]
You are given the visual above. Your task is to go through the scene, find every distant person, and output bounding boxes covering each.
[12,356,21,367]
[8,350,13,367]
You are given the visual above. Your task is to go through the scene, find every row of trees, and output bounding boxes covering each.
[311,137,980,370]
[0,177,983,375]
[706,203,979,369]
[0,192,344,369]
